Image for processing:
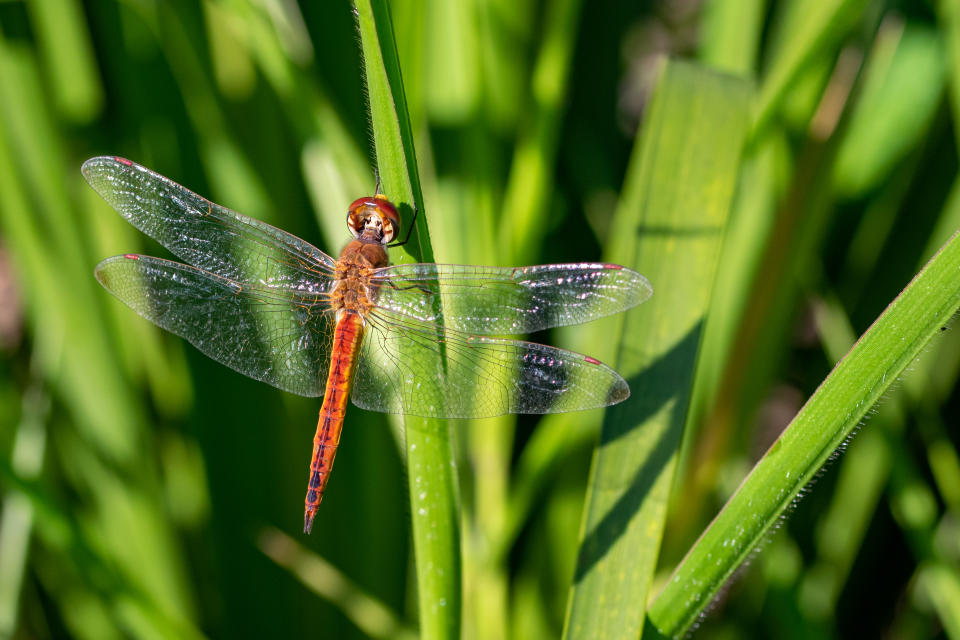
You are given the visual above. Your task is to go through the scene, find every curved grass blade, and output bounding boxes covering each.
[648,227,960,637]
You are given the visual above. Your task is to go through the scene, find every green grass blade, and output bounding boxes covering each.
[919,563,960,639]
[421,0,480,123]
[0,363,49,636]
[356,0,430,263]
[0,39,198,629]
[648,227,960,638]
[755,0,870,134]
[832,22,947,198]
[699,0,765,74]
[355,3,459,639]
[500,0,583,265]
[938,0,960,150]
[799,293,895,618]
[562,60,751,640]
[258,527,418,640]
[26,0,103,122]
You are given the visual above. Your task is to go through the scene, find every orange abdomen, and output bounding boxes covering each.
[303,311,365,533]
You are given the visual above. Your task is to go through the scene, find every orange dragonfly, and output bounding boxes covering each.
[84,156,653,533]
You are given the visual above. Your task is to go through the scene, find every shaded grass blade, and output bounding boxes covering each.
[258,527,418,640]
[562,60,751,640]
[648,227,960,637]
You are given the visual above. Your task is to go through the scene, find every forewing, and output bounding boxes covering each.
[352,309,629,418]
[83,156,336,290]
[96,254,331,397]
[370,262,652,335]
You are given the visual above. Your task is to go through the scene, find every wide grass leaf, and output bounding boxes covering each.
[562,59,751,640]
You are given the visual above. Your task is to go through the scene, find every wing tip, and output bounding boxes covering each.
[94,254,139,288]
[80,157,100,181]
[601,263,654,307]
[81,155,138,181]
[627,269,654,306]
[607,377,631,405]
[93,257,113,288]
[583,355,631,406]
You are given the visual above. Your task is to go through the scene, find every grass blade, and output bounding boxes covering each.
[355,0,430,262]
[355,3,459,639]
[500,0,583,264]
[648,226,960,637]
[755,0,870,134]
[562,60,751,640]
[258,527,418,640]
[0,361,49,635]
[26,0,103,122]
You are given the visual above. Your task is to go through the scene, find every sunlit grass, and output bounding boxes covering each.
[0,1,959,639]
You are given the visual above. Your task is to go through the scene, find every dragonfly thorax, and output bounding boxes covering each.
[347,195,400,245]
[331,238,389,318]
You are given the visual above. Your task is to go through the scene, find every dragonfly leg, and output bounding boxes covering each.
[387,202,418,248]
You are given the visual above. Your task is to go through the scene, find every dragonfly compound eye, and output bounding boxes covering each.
[347,195,400,244]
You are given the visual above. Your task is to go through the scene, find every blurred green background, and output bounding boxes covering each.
[1,0,960,638]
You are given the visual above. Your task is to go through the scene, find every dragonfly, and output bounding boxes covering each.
[84,156,653,533]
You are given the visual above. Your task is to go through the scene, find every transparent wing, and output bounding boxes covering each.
[83,156,336,291]
[352,308,629,418]
[371,262,652,335]
[96,254,332,397]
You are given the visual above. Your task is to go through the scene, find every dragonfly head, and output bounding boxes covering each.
[347,195,400,244]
